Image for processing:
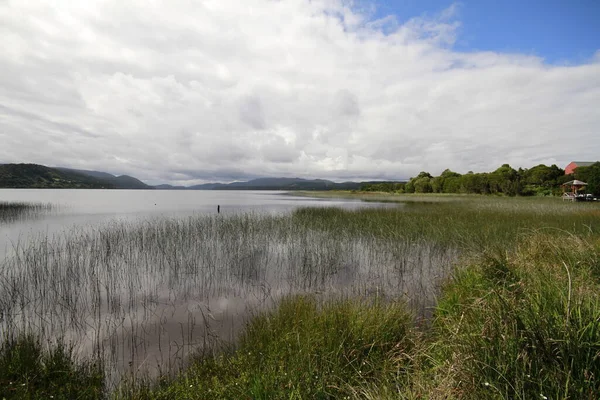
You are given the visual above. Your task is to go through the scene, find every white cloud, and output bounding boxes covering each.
[0,0,598,184]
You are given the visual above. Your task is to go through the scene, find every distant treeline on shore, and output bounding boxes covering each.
[361,162,600,196]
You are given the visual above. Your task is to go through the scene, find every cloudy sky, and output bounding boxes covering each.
[1,0,599,185]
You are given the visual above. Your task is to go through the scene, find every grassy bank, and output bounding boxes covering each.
[126,296,415,399]
[290,190,473,203]
[426,232,600,399]
[0,196,599,398]
[0,335,103,399]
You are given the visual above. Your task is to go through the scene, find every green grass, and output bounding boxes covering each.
[125,296,415,400]
[0,335,104,399]
[425,233,600,400]
[291,198,599,249]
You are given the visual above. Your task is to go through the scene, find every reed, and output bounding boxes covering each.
[0,208,457,390]
[0,201,53,223]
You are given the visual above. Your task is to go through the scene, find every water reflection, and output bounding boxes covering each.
[0,213,454,388]
[0,189,395,260]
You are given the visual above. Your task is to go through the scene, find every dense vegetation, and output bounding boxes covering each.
[1,196,599,398]
[0,335,104,399]
[575,162,600,196]
[362,162,600,196]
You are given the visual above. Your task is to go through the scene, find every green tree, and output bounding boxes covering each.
[460,173,489,194]
[440,169,462,193]
[413,176,433,193]
[520,164,564,196]
[407,172,433,193]
[574,162,600,196]
[523,164,564,186]
[431,176,443,193]
[488,164,519,195]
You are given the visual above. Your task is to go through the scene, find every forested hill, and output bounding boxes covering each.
[0,163,404,190]
[56,167,151,189]
[186,178,395,191]
[0,164,117,189]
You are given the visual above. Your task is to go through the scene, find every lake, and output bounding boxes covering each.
[0,189,393,259]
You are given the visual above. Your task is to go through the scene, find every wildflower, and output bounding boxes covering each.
[540,395,547,400]
[484,382,490,387]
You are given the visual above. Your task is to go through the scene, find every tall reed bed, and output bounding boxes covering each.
[0,201,53,223]
[0,209,456,390]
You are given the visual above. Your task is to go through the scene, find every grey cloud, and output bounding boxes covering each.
[333,89,360,117]
[238,95,267,130]
[0,104,99,139]
[260,136,301,164]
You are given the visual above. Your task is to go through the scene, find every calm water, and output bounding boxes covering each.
[0,189,392,258]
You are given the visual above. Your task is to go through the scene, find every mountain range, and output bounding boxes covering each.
[0,163,403,190]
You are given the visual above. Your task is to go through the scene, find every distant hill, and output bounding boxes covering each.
[56,168,116,180]
[0,164,116,189]
[0,163,404,191]
[154,184,188,190]
[57,167,151,189]
[187,183,226,190]
[187,177,382,191]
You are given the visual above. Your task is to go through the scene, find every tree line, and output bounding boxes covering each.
[360,162,600,196]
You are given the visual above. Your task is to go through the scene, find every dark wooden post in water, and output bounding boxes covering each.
[217,205,220,214]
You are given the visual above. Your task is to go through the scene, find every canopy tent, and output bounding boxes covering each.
[562,180,588,187]
[562,180,588,197]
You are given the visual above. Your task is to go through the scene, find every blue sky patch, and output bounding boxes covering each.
[368,0,600,64]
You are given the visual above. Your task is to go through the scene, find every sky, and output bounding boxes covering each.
[375,0,600,63]
[0,0,599,185]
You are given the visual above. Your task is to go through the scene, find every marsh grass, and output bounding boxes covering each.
[0,334,103,399]
[419,233,600,400]
[128,295,415,399]
[1,196,599,398]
